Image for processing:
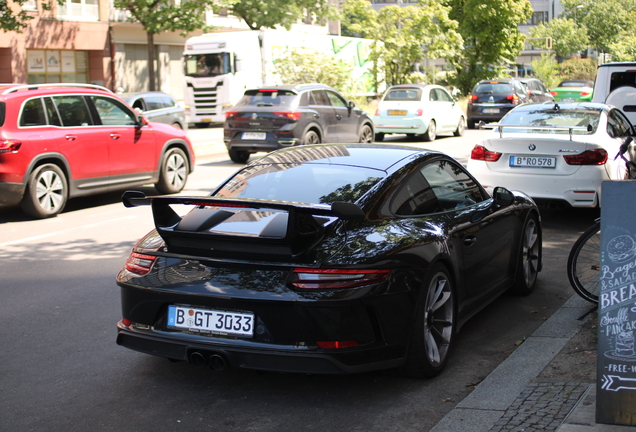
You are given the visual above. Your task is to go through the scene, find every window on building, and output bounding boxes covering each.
[58,0,99,20]
[27,50,89,84]
[22,0,37,10]
[527,11,547,25]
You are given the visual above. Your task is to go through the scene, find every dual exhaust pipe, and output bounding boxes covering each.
[188,351,229,371]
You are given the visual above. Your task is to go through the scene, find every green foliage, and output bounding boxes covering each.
[442,0,533,95]
[609,35,636,62]
[230,0,336,30]
[529,19,588,59]
[342,0,462,88]
[559,57,597,81]
[531,53,560,89]
[0,0,35,32]
[273,51,354,94]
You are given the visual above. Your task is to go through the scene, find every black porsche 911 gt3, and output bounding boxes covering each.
[116,143,542,378]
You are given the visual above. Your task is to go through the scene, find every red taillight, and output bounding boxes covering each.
[375,108,380,116]
[291,268,391,289]
[273,111,302,120]
[125,252,157,275]
[225,111,237,119]
[564,149,608,165]
[0,140,21,153]
[122,318,132,326]
[317,340,359,349]
[467,94,478,105]
[507,94,520,105]
[550,91,558,96]
[580,92,591,97]
[416,108,423,116]
[471,145,502,162]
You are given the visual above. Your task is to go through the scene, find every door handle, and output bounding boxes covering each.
[314,114,320,119]
[65,135,77,141]
[463,236,477,247]
[336,115,342,120]
[110,134,120,140]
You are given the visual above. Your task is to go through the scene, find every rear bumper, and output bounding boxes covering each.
[116,323,404,374]
[0,182,25,207]
[373,118,428,135]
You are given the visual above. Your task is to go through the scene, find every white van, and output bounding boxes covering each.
[592,62,636,125]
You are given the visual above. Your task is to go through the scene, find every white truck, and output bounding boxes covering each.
[182,29,376,126]
[592,62,636,125]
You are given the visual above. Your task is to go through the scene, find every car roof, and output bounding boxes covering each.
[508,101,608,113]
[387,84,437,90]
[248,144,442,172]
[118,91,173,99]
[0,83,113,97]
[247,83,335,93]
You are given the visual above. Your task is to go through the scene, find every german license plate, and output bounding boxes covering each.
[563,98,575,102]
[201,118,211,122]
[167,305,254,337]
[509,155,557,168]
[483,108,500,114]
[388,110,407,115]
[242,132,266,140]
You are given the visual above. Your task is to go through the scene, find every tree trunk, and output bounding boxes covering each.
[146,31,156,91]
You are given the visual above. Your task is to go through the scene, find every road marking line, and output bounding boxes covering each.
[0,216,137,247]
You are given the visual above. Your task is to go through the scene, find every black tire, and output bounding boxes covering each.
[172,122,183,130]
[467,119,476,130]
[566,221,601,304]
[453,116,466,137]
[510,214,541,295]
[302,129,321,145]
[374,133,384,142]
[423,120,436,142]
[359,124,373,143]
[20,163,68,218]
[155,147,189,194]
[229,149,250,164]
[402,263,455,378]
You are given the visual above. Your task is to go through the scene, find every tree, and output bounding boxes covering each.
[342,0,462,88]
[1,0,37,32]
[559,57,598,81]
[530,53,559,89]
[441,0,533,95]
[528,18,588,60]
[229,0,336,31]
[273,51,354,93]
[113,0,236,91]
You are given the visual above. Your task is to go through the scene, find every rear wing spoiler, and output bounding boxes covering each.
[122,191,364,259]
[481,123,592,140]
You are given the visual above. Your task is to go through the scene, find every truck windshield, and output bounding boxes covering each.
[184,53,231,77]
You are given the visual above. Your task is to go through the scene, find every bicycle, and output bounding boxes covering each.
[566,136,636,304]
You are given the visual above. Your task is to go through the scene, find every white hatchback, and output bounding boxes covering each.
[373,84,465,142]
[466,102,636,208]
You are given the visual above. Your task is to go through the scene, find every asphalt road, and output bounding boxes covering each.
[0,130,600,431]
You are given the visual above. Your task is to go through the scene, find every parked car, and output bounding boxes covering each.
[467,79,530,129]
[549,80,594,102]
[592,62,636,126]
[116,143,542,378]
[372,84,465,142]
[223,84,374,164]
[467,102,636,208]
[119,91,188,130]
[520,78,555,103]
[0,83,195,218]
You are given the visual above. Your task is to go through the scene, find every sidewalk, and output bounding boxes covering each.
[431,294,633,432]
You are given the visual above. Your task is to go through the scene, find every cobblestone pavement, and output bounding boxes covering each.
[489,382,591,432]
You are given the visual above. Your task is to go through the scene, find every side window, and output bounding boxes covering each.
[299,92,309,107]
[145,96,164,111]
[429,89,438,101]
[43,97,62,126]
[161,96,176,108]
[438,89,453,102]
[608,109,631,137]
[53,95,93,127]
[19,98,46,127]
[131,99,145,111]
[326,91,347,108]
[392,159,486,216]
[89,96,137,126]
[310,90,330,106]
[613,109,634,135]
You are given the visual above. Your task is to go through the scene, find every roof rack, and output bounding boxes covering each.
[1,83,113,95]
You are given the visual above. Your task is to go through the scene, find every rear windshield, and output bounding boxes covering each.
[235,89,298,108]
[474,83,513,94]
[610,72,636,93]
[384,88,422,101]
[216,163,384,204]
[559,81,593,88]
[500,108,601,135]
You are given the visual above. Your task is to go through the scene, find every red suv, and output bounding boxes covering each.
[0,84,195,218]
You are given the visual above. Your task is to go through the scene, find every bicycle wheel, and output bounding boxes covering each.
[567,221,601,304]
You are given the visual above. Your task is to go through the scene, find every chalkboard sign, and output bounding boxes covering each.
[597,181,636,425]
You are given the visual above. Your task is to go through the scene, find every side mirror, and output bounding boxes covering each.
[492,186,515,208]
[348,101,356,109]
[137,115,149,127]
[331,201,365,220]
